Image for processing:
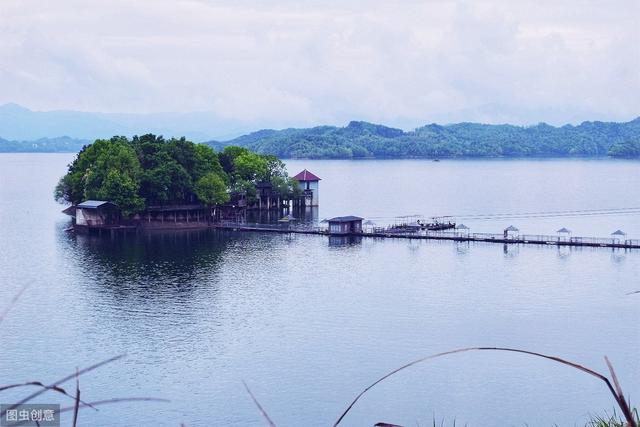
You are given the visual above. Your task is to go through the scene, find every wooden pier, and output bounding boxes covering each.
[213,222,640,250]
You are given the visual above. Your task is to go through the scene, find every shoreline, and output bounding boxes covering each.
[2,151,639,160]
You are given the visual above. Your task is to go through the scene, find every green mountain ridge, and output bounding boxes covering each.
[2,118,640,158]
[206,118,640,158]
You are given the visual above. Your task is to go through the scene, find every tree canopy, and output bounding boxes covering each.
[55,135,298,216]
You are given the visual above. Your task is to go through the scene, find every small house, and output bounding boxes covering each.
[293,169,321,207]
[327,216,363,235]
[74,200,121,227]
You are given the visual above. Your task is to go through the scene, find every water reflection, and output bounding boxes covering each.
[610,249,626,264]
[557,245,572,259]
[454,241,470,256]
[502,243,520,258]
[328,235,362,247]
[59,229,231,310]
[246,206,319,225]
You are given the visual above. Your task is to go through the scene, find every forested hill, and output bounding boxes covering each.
[206,118,640,159]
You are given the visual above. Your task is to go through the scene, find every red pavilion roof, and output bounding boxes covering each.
[293,169,321,181]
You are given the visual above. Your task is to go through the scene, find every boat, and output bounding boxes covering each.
[417,216,456,231]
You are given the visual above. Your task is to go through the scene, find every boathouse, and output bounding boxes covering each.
[73,200,121,227]
[293,169,320,207]
[327,216,363,235]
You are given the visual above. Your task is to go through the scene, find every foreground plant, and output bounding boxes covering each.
[588,408,640,427]
[244,346,637,427]
[331,347,637,427]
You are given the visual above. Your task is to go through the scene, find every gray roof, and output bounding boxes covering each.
[77,200,117,209]
[328,216,364,223]
[456,223,469,229]
[611,229,626,236]
[504,225,519,232]
[61,205,77,216]
[557,227,571,233]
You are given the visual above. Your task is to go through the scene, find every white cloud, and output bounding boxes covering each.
[0,0,638,127]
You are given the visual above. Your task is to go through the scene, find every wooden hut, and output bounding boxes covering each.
[73,200,121,227]
[327,216,363,235]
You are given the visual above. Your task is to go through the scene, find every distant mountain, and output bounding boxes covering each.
[206,118,640,159]
[423,102,611,127]
[0,136,89,153]
[2,109,639,158]
[0,103,251,141]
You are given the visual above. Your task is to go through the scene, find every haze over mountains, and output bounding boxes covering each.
[1,103,639,158]
[0,103,250,141]
[0,102,630,141]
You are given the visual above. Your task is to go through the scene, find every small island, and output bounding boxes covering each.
[56,134,316,233]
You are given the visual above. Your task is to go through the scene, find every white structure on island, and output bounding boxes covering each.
[293,169,321,207]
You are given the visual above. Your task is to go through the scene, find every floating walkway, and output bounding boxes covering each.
[214,223,640,249]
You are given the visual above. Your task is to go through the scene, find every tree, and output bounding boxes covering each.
[96,169,144,215]
[288,177,302,198]
[131,134,166,169]
[139,160,193,205]
[263,155,287,180]
[164,137,197,176]
[233,152,268,183]
[229,178,257,203]
[218,146,249,175]
[195,172,229,222]
[195,172,229,206]
[55,134,296,218]
[55,136,145,214]
[54,139,116,204]
[194,144,228,183]
[83,138,142,201]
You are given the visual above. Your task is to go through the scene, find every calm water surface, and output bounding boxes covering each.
[0,154,638,426]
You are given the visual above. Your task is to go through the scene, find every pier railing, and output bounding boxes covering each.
[214,221,639,249]
[218,221,327,233]
[470,232,505,240]
[569,236,622,245]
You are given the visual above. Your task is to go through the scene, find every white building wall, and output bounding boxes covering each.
[308,181,319,206]
[76,209,88,225]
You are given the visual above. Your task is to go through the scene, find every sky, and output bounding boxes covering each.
[0,0,638,129]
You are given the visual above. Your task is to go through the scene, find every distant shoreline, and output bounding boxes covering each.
[2,151,638,160]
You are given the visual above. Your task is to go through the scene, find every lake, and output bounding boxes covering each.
[0,154,638,426]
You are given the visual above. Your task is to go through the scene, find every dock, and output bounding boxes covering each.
[214,222,640,250]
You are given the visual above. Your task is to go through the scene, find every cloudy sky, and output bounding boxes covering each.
[0,0,638,128]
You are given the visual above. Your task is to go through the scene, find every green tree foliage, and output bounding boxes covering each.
[270,175,302,199]
[218,146,249,176]
[608,138,640,158]
[233,151,268,183]
[55,138,119,204]
[194,144,227,183]
[55,136,297,216]
[206,118,640,159]
[96,170,144,215]
[263,155,287,180]
[83,137,141,200]
[195,172,230,206]
[55,136,144,216]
